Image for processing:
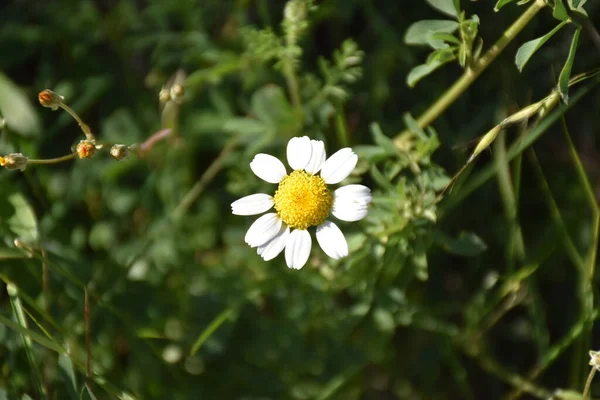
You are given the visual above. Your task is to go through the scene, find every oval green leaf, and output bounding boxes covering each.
[515,20,569,72]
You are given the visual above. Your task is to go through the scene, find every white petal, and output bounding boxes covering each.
[286,136,312,171]
[244,213,282,248]
[334,184,372,205]
[231,194,274,215]
[316,221,348,260]
[250,154,287,184]
[332,200,369,222]
[257,226,290,261]
[320,148,358,184]
[304,140,326,174]
[285,229,312,270]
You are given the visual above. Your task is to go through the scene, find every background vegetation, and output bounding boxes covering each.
[0,0,599,399]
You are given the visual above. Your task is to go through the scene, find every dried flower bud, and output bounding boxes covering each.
[0,153,29,171]
[159,88,171,104]
[76,140,98,159]
[110,144,130,161]
[38,89,64,111]
[169,84,185,103]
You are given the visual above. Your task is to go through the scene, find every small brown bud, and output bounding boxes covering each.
[76,140,97,159]
[38,89,64,111]
[110,144,130,161]
[169,84,185,103]
[0,153,29,171]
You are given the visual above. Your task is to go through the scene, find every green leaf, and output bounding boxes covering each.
[0,246,28,260]
[552,0,569,20]
[568,0,587,8]
[407,54,455,88]
[558,27,581,103]
[404,20,459,47]
[494,0,518,11]
[429,32,461,46]
[8,284,44,396]
[250,85,296,129]
[373,308,395,333]
[190,306,236,356]
[59,353,78,399]
[434,231,488,257]
[370,123,396,154]
[0,313,65,354]
[425,0,459,18]
[222,118,268,137]
[80,385,98,400]
[0,72,41,137]
[7,193,39,244]
[515,20,569,71]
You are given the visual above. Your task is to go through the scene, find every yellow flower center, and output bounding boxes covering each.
[273,170,333,230]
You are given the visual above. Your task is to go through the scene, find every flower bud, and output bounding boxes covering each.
[0,153,29,171]
[110,144,130,161]
[0,117,5,130]
[169,84,185,103]
[76,140,99,159]
[38,89,64,111]
[159,88,171,104]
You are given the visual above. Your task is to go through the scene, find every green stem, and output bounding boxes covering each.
[28,153,76,164]
[394,0,546,143]
[334,103,350,147]
[583,368,596,399]
[283,59,303,117]
[60,104,95,140]
[172,140,238,219]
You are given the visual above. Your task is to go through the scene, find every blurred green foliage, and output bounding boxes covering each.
[0,0,600,399]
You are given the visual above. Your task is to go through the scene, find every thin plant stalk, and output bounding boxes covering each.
[394,0,546,143]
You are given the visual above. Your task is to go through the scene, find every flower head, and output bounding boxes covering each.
[0,153,29,171]
[590,350,600,371]
[38,89,64,111]
[232,136,371,270]
[76,139,101,159]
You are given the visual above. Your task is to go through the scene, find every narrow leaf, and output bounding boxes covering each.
[494,0,518,11]
[0,313,66,354]
[407,56,455,88]
[426,0,459,18]
[558,27,581,104]
[515,20,569,71]
[404,20,459,47]
[435,231,488,257]
[190,306,236,355]
[7,283,44,396]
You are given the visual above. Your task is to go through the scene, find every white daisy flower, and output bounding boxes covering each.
[231,136,372,270]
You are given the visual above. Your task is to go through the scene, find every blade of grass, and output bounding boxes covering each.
[7,283,45,398]
[442,80,597,213]
[190,306,237,356]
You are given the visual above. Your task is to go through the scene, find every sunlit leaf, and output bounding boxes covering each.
[7,193,39,244]
[558,27,581,103]
[405,20,459,47]
[494,0,518,11]
[425,0,459,18]
[0,72,41,137]
[515,20,569,71]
